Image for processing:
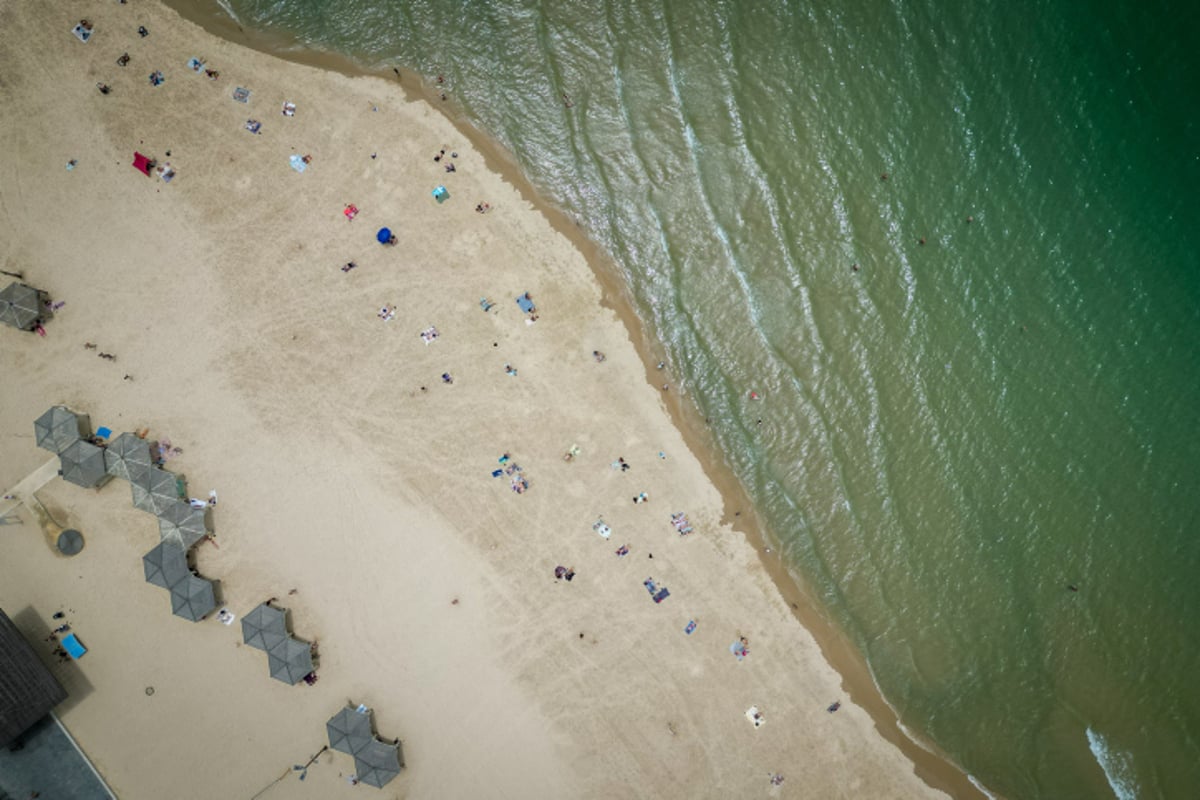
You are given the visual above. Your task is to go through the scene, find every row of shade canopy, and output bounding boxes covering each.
[36,407,404,783]
[326,704,404,788]
[35,405,216,622]
[241,602,315,686]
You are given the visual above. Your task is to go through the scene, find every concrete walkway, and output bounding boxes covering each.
[0,713,115,800]
[0,457,60,519]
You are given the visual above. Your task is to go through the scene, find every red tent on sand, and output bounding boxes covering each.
[132,152,152,176]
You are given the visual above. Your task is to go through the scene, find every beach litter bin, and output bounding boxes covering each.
[432,185,449,203]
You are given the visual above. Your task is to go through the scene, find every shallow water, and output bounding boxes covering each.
[212,1,1200,796]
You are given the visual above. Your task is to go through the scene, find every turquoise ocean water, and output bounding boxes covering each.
[205,1,1200,796]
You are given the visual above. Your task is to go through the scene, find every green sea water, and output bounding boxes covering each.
[206,0,1200,796]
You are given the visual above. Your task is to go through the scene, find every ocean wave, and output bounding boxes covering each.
[1086,727,1139,800]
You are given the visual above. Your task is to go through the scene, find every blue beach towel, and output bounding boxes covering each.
[684,620,697,635]
[653,588,670,604]
[289,155,307,173]
[62,633,87,660]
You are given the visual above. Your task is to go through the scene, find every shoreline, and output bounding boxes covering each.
[158,2,985,797]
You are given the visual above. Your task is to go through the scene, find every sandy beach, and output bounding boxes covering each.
[1,2,952,798]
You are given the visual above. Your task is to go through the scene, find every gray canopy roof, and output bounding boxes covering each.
[241,603,289,652]
[267,637,313,685]
[353,738,403,788]
[157,502,210,549]
[105,432,154,482]
[0,282,42,331]
[326,706,375,755]
[59,440,110,488]
[131,468,180,515]
[34,406,90,454]
[170,575,216,622]
[142,541,190,589]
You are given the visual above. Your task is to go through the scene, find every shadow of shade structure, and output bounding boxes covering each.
[354,738,403,788]
[267,637,313,685]
[0,281,45,331]
[171,575,216,622]
[241,602,289,653]
[57,529,84,556]
[130,467,180,515]
[106,432,154,482]
[157,501,210,549]
[58,439,111,488]
[35,406,91,454]
[326,705,374,755]
[143,540,190,589]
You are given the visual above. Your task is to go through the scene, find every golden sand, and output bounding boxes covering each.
[0,2,948,797]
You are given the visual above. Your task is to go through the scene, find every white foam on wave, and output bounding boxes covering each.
[967,773,999,799]
[215,0,242,26]
[1086,727,1139,800]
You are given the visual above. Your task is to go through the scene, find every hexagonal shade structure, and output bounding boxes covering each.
[105,432,154,482]
[157,501,210,549]
[59,440,110,488]
[131,468,180,515]
[0,282,43,331]
[143,541,190,589]
[170,575,216,622]
[35,406,90,454]
[241,603,289,653]
[353,739,403,788]
[326,706,374,755]
[267,637,313,685]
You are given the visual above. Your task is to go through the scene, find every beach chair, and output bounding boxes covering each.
[62,633,87,660]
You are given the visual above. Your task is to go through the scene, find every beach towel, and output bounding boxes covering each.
[72,23,93,43]
[149,71,165,87]
[187,57,205,73]
[745,706,765,728]
[653,588,670,603]
[233,87,251,103]
[343,204,359,221]
[643,578,657,595]
[516,294,536,314]
[593,521,611,539]
[245,120,262,134]
[282,101,296,116]
[289,154,307,173]
[62,633,87,660]
[684,620,697,635]
[132,152,153,176]
[432,185,448,203]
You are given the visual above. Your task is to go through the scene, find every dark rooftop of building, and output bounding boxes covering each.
[0,607,68,748]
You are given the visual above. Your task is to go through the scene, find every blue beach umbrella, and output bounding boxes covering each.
[376,227,392,244]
